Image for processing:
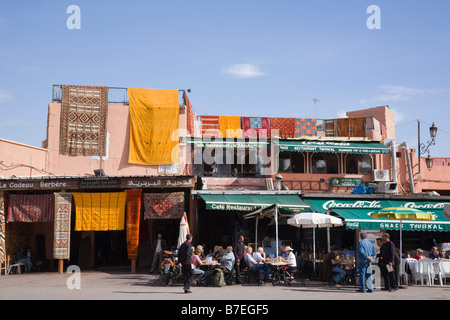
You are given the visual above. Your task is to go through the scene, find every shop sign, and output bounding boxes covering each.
[79,178,120,189]
[330,177,363,187]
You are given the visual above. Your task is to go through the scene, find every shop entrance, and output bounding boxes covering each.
[148,219,180,250]
[72,230,128,269]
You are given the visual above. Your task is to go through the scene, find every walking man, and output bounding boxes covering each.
[356,232,377,293]
[178,233,194,293]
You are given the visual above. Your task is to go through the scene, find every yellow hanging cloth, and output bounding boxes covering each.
[74,192,126,231]
[128,88,180,165]
[219,116,242,138]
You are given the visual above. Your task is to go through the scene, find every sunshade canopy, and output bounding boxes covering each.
[370,207,435,221]
[199,193,310,214]
[276,139,390,154]
[305,198,450,231]
[287,212,343,228]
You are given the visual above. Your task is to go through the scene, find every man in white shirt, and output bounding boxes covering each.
[280,246,297,275]
[245,247,271,285]
[253,247,267,263]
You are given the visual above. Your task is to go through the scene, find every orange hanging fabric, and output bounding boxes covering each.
[126,189,142,260]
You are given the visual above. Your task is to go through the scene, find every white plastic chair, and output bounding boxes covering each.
[7,255,27,275]
[432,261,444,286]
[419,259,433,285]
[406,258,419,284]
[399,259,409,285]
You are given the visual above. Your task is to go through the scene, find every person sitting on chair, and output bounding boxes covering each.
[13,247,33,272]
[280,246,297,276]
[323,246,346,285]
[221,246,235,285]
[244,247,271,285]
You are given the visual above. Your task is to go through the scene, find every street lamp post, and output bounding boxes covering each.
[418,121,437,172]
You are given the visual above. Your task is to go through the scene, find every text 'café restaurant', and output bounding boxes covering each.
[0,175,195,272]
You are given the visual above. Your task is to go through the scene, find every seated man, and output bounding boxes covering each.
[14,247,33,272]
[323,246,346,285]
[220,246,235,285]
[280,246,297,276]
[253,247,268,263]
[244,247,271,285]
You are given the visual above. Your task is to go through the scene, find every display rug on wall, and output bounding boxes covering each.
[144,192,184,219]
[53,193,73,260]
[126,189,142,260]
[60,85,109,156]
[7,194,55,223]
[73,192,126,231]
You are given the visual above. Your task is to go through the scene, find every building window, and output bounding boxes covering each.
[192,146,264,177]
[279,152,291,172]
[345,154,372,174]
[312,153,338,174]
[278,152,305,173]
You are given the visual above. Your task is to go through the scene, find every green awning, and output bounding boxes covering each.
[187,137,269,149]
[276,139,390,154]
[199,194,310,213]
[304,198,450,231]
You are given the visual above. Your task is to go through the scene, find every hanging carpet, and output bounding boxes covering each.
[73,192,126,231]
[60,85,108,156]
[128,88,180,165]
[7,194,55,223]
[144,192,184,220]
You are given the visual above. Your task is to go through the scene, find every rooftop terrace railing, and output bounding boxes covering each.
[52,85,188,104]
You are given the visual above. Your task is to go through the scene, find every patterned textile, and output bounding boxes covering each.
[241,117,270,139]
[74,192,126,231]
[126,190,142,260]
[200,115,221,138]
[144,192,184,220]
[7,194,54,222]
[184,92,195,137]
[270,117,296,139]
[53,193,72,260]
[128,88,180,165]
[295,118,317,137]
[324,119,338,137]
[381,123,387,139]
[0,192,5,263]
[219,116,242,138]
[60,85,108,156]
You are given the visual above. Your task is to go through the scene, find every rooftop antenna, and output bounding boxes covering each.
[312,97,320,119]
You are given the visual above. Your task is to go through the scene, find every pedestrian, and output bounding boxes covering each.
[380,233,398,292]
[150,233,168,274]
[356,232,377,293]
[178,233,194,293]
[233,234,245,284]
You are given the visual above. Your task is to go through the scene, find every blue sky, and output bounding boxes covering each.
[0,0,449,156]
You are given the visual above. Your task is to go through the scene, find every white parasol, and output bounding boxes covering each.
[177,212,190,249]
[287,212,343,272]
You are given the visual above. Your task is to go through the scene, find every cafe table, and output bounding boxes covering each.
[269,261,294,286]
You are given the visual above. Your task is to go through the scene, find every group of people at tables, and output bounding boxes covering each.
[190,242,296,286]
[410,246,450,260]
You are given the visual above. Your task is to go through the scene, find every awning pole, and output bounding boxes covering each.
[255,217,259,251]
[326,209,331,253]
[275,204,279,259]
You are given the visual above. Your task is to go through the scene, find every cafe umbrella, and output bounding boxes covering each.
[370,207,435,285]
[177,212,190,249]
[287,212,343,272]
